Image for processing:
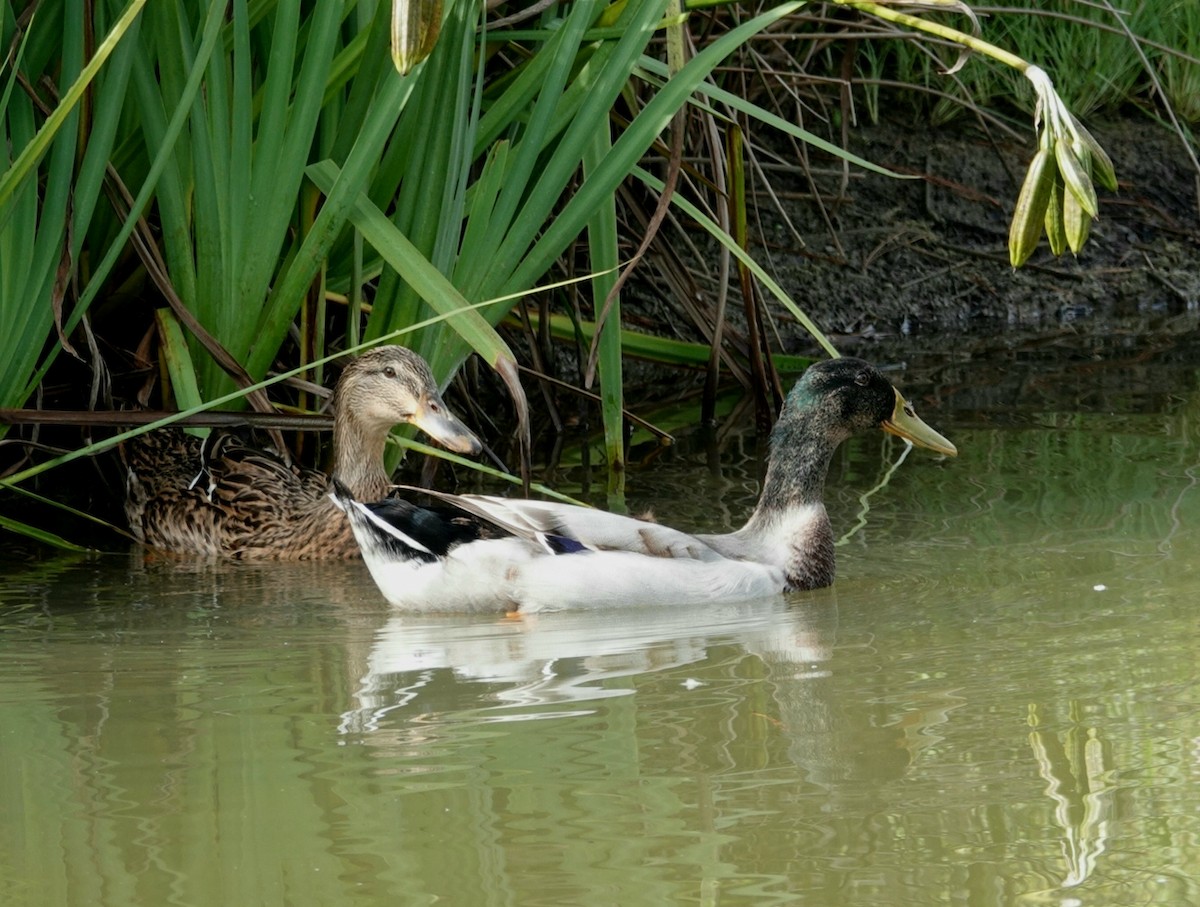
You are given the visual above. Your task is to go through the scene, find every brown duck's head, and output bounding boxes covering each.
[335,346,482,455]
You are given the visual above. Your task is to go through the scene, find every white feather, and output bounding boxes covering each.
[357,537,537,613]
[393,487,726,560]
[506,551,786,613]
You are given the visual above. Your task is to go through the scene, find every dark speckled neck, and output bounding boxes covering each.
[753,408,840,515]
[749,358,900,518]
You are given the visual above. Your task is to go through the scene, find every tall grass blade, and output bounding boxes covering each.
[633,165,840,358]
[582,118,625,501]
[0,0,149,211]
[0,514,90,553]
[305,159,531,461]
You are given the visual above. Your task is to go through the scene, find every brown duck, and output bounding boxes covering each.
[124,345,481,559]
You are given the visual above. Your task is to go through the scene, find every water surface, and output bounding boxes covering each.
[2,356,1198,906]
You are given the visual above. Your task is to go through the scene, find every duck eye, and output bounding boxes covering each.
[854,371,870,387]
[383,366,397,379]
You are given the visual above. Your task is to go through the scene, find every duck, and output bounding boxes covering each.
[124,345,481,559]
[331,357,956,612]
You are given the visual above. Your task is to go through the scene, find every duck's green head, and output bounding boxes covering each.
[788,357,957,456]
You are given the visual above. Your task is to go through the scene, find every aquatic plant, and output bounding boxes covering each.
[0,0,1158,546]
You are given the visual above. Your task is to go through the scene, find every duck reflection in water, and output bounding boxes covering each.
[338,593,942,789]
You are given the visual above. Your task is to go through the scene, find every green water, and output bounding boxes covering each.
[2,370,1199,906]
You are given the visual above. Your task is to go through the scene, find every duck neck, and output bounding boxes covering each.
[748,410,838,521]
[331,416,393,500]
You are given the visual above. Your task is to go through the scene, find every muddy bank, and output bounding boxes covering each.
[695,113,1200,418]
[754,114,1199,347]
[564,109,1200,435]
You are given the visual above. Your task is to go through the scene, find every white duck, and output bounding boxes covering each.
[333,357,956,611]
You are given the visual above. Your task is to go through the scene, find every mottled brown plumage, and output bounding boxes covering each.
[124,346,481,559]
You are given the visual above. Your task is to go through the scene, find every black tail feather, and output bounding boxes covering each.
[333,480,483,562]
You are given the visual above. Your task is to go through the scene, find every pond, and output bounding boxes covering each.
[2,344,1198,906]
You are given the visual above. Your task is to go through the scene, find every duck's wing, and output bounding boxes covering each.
[395,486,726,562]
[332,482,482,562]
[331,482,544,612]
[192,431,306,501]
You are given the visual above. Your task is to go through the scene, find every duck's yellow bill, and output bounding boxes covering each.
[882,389,957,456]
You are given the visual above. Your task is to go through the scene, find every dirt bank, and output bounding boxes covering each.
[758,114,1199,346]
[555,113,1200,432]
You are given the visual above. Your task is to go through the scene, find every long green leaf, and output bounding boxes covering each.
[634,165,839,357]
[0,514,90,553]
[305,159,531,455]
[582,118,625,501]
[0,0,150,211]
[155,308,206,428]
[521,312,814,373]
[506,3,804,296]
